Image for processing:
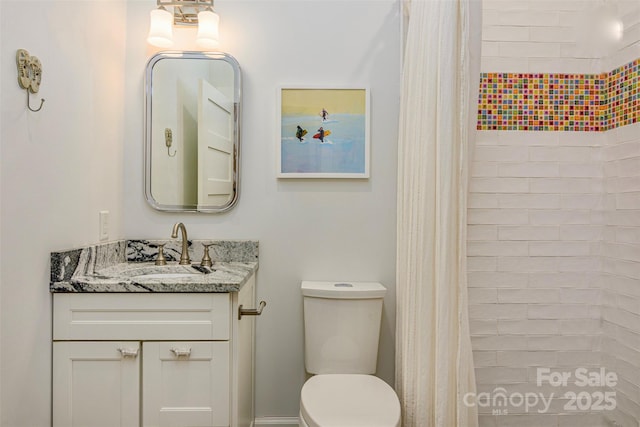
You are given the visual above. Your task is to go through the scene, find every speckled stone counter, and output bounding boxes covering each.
[50,240,258,293]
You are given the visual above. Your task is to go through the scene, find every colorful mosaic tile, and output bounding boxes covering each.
[476,57,640,132]
[603,58,640,130]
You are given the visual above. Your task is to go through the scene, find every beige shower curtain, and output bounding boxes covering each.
[396,0,481,426]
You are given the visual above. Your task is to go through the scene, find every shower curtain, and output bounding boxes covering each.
[395,0,481,426]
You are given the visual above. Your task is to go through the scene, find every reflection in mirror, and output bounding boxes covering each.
[145,52,241,212]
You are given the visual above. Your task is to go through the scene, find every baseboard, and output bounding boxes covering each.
[254,416,299,426]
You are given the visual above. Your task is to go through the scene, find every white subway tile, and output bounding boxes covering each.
[470,304,529,320]
[472,162,499,177]
[529,178,593,194]
[468,209,529,225]
[556,350,602,366]
[614,157,640,178]
[615,193,640,210]
[528,57,600,74]
[481,57,531,74]
[475,367,528,384]
[498,10,560,26]
[561,194,604,210]
[469,225,499,241]
[499,131,559,147]
[498,194,561,209]
[469,288,499,303]
[482,0,528,11]
[528,272,588,288]
[471,319,499,335]
[469,194,500,208]
[559,225,603,241]
[604,141,640,161]
[529,241,591,257]
[559,163,603,178]
[559,132,605,147]
[472,335,529,351]
[499,289,559,303]
[474,351,498,367]
[498,162,559,178]
[496,350,558,367]
[557,414,605,426]
[475,146,530,162]
[559,289,601,304]
[498,319,560,335]
[496,414,559,427]
[469,241,530,257]
[529,210,591,225]
[558,256,602,272]
[500,41,562,58]
[470,178,530,193]
[528,304,590,319]
[530,147,595,162]
[468,272,529,288]
[468,257,498,272]
[527,335,592,351]
[529,26,576,43]
[482,41,501,57]
[498,256,558,272]
[498,226,559,241]
[483,25,530,42]
[476,131,500,146]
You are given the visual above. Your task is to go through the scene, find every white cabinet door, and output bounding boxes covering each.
[53,341,140,427]
[143,341,230,427]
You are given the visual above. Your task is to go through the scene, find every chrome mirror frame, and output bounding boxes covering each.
[144,51,241,213]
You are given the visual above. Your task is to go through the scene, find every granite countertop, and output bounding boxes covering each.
[50,239,258,293]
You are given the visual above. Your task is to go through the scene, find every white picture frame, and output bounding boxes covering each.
[276,87,370,178]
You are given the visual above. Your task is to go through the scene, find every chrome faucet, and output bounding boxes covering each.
[171,222,191,265]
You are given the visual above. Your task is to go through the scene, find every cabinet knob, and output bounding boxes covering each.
[170,347,192,358]
[117,348,139,358]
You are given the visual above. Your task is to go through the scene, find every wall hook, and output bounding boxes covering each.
[27,91,45,112]
[16,49,45,113]
[165,128,177,157]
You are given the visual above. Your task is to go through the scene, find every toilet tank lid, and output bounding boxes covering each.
[301,281,387,299]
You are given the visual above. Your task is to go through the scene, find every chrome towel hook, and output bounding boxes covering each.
[16,49,45,112]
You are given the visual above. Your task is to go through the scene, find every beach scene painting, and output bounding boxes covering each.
[278,88,369,178]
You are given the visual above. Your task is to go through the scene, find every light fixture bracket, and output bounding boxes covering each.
[156,0,214,26]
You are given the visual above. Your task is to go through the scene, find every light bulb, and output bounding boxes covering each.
[196,9,220,49]
[147,7,174,48]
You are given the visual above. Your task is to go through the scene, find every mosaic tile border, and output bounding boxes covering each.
[477,57,640,132]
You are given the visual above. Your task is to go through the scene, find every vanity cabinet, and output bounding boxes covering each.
[52,274,256,427]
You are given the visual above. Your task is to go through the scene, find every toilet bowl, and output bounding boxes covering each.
[300,281,401,427]
[299,374,400,427]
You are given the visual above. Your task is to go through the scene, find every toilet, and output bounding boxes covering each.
[299,281,401,427]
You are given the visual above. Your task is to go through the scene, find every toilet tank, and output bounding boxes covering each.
[302,281,387,375]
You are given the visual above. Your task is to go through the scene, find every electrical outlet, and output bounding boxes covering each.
[99,211,109,241]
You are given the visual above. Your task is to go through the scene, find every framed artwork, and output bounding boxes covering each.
[277,87,370,178]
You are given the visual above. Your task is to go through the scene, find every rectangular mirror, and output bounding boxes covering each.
[145,51,241,212]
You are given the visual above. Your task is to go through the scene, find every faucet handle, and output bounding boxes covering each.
[155,244,167,266]
[200,243,213,267]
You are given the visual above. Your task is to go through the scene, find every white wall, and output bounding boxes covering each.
[124,0,401,419]
[0,1,127,426]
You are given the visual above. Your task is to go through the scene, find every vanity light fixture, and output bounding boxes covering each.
[147,0,220,49]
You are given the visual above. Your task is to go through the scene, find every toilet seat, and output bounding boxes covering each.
[300,374,401,427]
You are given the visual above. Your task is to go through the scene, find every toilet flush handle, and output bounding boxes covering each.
[238,300,267,320]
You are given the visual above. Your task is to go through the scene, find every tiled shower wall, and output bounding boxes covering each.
[470,1,640,426]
